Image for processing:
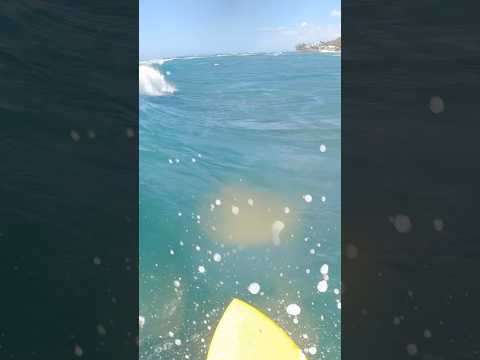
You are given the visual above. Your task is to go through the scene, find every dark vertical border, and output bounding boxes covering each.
[0,1,138,358]
[342,1,480,359]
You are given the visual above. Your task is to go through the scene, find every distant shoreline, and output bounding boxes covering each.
[296,37,341,53]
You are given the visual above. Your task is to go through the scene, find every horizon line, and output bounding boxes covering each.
[139,49,295,62]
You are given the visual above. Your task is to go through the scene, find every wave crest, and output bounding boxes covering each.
[139,64,176,96]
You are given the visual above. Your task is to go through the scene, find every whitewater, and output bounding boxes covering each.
[139,63,176,96]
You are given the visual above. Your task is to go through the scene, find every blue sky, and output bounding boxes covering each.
[140,0,341,59]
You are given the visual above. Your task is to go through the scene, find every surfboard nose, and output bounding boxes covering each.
[207,298,307,360]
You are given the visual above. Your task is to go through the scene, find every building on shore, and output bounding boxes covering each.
[296,37,341,52]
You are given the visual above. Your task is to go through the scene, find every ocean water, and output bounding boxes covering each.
[140,52,340,359]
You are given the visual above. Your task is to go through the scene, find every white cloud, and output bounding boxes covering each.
[301,21,308,28]
[330,9,341,17]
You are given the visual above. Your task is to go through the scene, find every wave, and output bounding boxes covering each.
[140,58,174,66]
[139,64,176,96]
[142,55,206,63]
[141,53,258,65]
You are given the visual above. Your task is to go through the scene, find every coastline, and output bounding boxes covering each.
[296,37,341,53]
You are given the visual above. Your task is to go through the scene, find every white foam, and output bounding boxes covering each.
[317,280,328,293]
[140,58,174,66]
[139,64,176,96]
[286,303,301,316]
[248,282,261,295]
[320,264,329,275]
[303,194,313,203]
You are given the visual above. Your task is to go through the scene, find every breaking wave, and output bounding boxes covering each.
[140,58,174,66]
[139,64,176,96]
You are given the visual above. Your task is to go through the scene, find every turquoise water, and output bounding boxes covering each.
[140,52,340,359]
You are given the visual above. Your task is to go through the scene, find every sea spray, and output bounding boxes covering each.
[139,64,176,96]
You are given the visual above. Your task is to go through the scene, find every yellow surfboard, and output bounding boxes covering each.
[207,298,307,360]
